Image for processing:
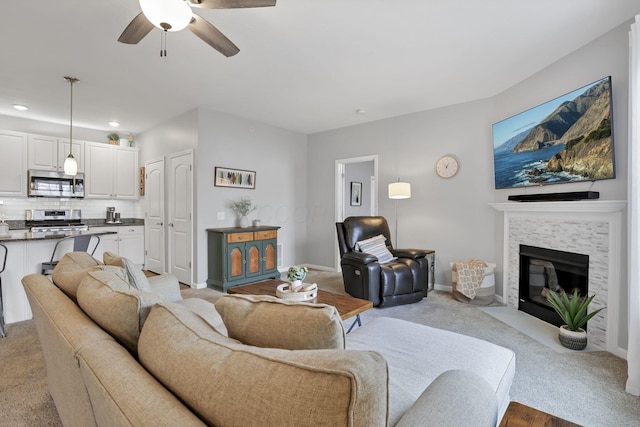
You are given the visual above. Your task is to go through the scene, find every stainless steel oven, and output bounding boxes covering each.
[25,209,88,232]
[28,170,85,198]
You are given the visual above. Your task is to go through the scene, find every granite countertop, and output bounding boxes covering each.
[0,229,118,243]
[0,218,144,243]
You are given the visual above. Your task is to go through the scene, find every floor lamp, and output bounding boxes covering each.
[388,181,411,247]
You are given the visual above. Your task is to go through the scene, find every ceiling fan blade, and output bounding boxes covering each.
[118,12,155,44]
[188,15,240,57]
[188,0,276,9]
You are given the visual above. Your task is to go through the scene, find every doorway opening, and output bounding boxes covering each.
[334,155,378,270]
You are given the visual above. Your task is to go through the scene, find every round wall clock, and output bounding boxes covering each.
[435,155,459,178]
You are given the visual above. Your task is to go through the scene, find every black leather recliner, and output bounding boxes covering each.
[336,216,430,308]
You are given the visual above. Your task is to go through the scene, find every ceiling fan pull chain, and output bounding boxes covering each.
[160,30,167,57]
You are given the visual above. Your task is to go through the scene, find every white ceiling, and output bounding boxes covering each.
[1,1,639,136]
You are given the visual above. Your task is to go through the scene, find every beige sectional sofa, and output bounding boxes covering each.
[22,252,515,426]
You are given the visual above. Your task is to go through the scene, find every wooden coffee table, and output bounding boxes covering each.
[227,279,373,332]
[499,402,581,427]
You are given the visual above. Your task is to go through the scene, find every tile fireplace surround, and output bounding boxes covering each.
[490,200,627,358]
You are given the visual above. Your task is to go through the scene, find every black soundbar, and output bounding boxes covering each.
[508,191,600,202]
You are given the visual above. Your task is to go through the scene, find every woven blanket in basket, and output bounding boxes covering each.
[454,259,488,300]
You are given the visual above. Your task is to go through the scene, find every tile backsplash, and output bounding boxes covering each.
[0,197,144,222]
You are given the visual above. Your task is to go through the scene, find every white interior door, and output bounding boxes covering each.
[167,150,193,285]
[145,157,165,274]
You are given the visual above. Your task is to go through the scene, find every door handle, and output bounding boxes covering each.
[156,222,163,226]
[168,223,174,227]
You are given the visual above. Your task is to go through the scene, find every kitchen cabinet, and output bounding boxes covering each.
[85,142,138,199]
[206,226,280,292]
[0,130,28,197]
[96,225,145,268]
[27,135,84,173]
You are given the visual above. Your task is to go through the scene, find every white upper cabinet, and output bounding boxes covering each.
[27,135,57,171]
[0,130,28,197]
[85,141,138,199]
[28,135,84,173]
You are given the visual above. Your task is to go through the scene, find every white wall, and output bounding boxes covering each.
[194,108,307,284]
[308,97,496,285]
[137,109,198,163]
[307,20,631,311]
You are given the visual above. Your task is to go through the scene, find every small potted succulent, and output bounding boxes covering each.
[546,288,604,350]
[226,198,256,228]
[108,133,120,145]
[287,265,308,291]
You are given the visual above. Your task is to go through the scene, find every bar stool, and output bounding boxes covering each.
[41,235,100,275]
[0,243,7,338]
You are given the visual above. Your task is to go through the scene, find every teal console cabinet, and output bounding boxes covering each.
[206,226,280,292]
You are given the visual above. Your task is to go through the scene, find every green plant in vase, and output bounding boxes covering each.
[227,198,256,228]
[546,288,604,350]
[287,266,308,291]
[108,133,120,145]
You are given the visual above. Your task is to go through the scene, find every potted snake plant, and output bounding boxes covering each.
[546,288,604,350]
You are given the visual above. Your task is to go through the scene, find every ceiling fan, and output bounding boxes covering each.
[118,0,276,57]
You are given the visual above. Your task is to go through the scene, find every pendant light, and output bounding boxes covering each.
[63,76,79,176]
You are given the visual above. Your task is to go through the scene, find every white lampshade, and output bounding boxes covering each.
[63,155,78,176]
[388,182,411,199]
[139,0,192,32]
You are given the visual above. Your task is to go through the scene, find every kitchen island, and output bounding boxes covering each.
[0,221,144,326]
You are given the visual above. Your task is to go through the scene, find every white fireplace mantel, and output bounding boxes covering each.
[490,199,627,357]
[489,200,626,213]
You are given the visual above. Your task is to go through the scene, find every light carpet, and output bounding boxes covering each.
[1,269,638,426]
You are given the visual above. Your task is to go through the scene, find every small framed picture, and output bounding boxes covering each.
[214,166,256,189]
[350,182,362,206]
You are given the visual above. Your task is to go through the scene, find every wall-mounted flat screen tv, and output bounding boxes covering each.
[492,76,615,189]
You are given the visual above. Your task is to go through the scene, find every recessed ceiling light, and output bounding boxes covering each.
[108,121,120,127]
[13,104,28,111]
[356,109,367,114]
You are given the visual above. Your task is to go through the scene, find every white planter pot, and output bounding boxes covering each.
[558,325,587,350]
[239,216,249,228]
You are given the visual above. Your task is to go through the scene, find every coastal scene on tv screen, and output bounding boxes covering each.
[492,76,615,189]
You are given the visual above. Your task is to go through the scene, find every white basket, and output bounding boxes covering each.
[276,283,318,301]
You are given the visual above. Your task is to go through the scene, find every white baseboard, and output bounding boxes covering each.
[191,282,207,289]
[279,264,337,273]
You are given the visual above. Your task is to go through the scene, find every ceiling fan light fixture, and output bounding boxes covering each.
[139,0,192,32]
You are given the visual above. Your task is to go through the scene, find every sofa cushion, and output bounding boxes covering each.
[356,234,395,263]
[52,252,105,300]
[214,294,346,350]
[76,270,167,355]
[138,302,388,427]
[103,251,151,292]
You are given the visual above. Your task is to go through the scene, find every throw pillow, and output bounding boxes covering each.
[76,270,167,355]
[355,234,396,263]
[121,257,152,292]
[214,294,346,350]
[103,251,123,267]
[103,252,151,292]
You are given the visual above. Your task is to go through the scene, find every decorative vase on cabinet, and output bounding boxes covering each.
[239,215,249,228]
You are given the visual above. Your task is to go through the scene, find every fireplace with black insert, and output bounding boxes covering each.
[518,245,589,327]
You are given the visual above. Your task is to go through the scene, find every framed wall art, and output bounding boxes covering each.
[350,182,362,206]
[214,167,256,189]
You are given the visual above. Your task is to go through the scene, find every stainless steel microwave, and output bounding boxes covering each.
[27,170,85,198]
